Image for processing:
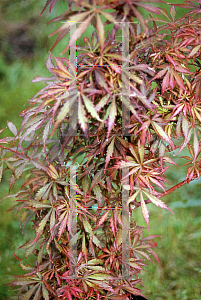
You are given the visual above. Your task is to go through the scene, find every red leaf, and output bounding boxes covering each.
[148,248,161,265]
[94,210,110,231]
[151,67,168,81]
[169,71,175,89]
[165,54,176,68]
[13,252,22,262]
[172,70,186,91]
[162,70,170,93]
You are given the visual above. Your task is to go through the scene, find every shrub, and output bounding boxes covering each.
[0,0,201,299]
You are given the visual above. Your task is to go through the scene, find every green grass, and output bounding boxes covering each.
[134,161,201,300]
[135,204,201,299]
[0,174,35,299]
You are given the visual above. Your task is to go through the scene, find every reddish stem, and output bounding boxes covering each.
[135,177,197,207]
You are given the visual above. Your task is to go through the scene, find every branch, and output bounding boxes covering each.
[135,177,198,207]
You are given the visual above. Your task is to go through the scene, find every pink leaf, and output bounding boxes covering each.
[151,67,168,81]
[165,54,176,68]
[94,210,110,231]
[148,248,161,265]
[140,191,149,229]
[162,70,170,93]
[107,97,117,139]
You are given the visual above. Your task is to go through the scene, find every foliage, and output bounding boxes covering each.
[0,0,201,299]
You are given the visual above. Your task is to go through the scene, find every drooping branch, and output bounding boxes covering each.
[135,177,198,208]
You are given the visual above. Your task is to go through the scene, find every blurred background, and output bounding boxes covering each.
[0,0,200,299]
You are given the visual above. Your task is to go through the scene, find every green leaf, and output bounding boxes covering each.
[54,57,69,76]
[100,11,118,23]
[195,108,201,123]
[87,259,103,266]
[93,185,103,204]
[53,93,77,132]
[42,283,49,300]
[86,265,105,271]
[92,235,102,248]
[152,121,174,149]
[82,233,87,258]
[182,114,189,145]
[86,273,114,280]
[130,73,144,85]
[24,240,41,259]
[35,183,52,201]
[11,278,38,286]
[54,237,64,252]
[7,121,17,136]
[68,10,92,23]
[170,5,176,22]
[138,144,145,164]
[26,200,51,209]
[127,189,140,206]
[43,118,52,151]
[68,14,95,52]
[134,249,151,261]
[82,94,103,122]
[146,16,170,24]
[83,218,93,236]
[158,7,171,21]
[37,242,45,265]
[140,191,149,229]
[35,210,52,242]
[33,284,42,300]
[0,161,4,182]
[95,94,110,112]
[129,261,144,270]
[69,230,82,247]
[21,115,44,131]
[188,44,201,58]
[105,137,115,171]
[50,208,56,232]
[21,284,40,300]
[15,161,29,179]
[96,13,104,52]
[90,168,104,191]
[78,96,88,132]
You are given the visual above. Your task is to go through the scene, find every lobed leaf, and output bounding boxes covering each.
[143,190,173,214]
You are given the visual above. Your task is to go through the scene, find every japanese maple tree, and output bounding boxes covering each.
[0,0,201,299]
